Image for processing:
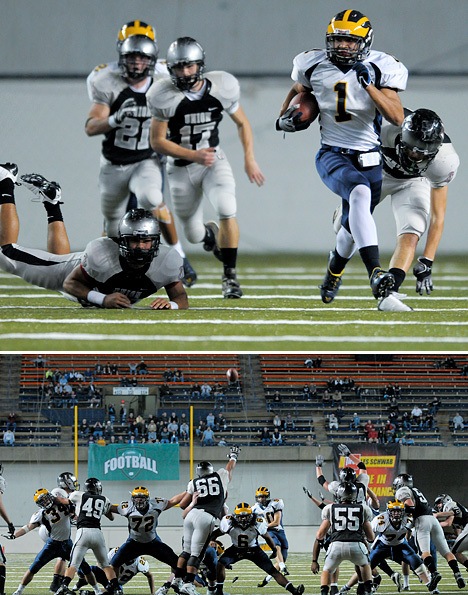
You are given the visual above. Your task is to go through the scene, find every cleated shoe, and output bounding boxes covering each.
[294,586,305,595]
[55,586,75,595]
[171,579,184,594]
[203,221,222,261]
[20,173,63,204]
[180,583,201,595]
[378,291,413,312]
[370,268,395,299]
[454,572,465,589]
[427,572,441,592]
[391,572,403,592]
[330,587,339,595]
[71,578,87,592]
[258,578,269,588]
[182,257,198,287]
[319,251,343,303]
[0,162,19,184]
[372,575,382,592]
[282,566,290,576]
[339,587,351,595]
[155,585,171,595]
[222,268,243,298]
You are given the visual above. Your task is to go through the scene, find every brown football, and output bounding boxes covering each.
[288,91,320,125]
[226,368,239,383]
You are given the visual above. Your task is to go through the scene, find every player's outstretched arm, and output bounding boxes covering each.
[63,265,132,309]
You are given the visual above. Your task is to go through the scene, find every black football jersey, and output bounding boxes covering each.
[192,471,226,518]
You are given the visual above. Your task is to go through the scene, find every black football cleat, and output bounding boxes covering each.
[454,572,465,589]
[370,267,395,299]
[319,251,343,303]
[203,221,222,261]
[427,572,441,592]
[0,162,19,184]
[182,257,198,287]
[222,268,243,299]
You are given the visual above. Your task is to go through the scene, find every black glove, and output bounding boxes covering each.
[413,257,434,295]
[7,522,15,536]
[352,62,372,88]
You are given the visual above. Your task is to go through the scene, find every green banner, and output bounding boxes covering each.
[88,443,180,481]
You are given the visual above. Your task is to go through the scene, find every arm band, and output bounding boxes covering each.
[357,462,367,470]
[108,114,119,128]
[87,290,106,307]
[318,475,326,486]
[405,504,415,514]
[318,502,326,509]
[169,301,179,310]
[22,525,30,534]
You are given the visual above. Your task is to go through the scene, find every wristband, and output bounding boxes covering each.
[419,256,433,267]
[108,114,119,128]
[318,475,326,486]
[87,290,106,307]
[357,462,367,470]
[169,301,179,310]
[312,559,318,563]
[22,525,30,534]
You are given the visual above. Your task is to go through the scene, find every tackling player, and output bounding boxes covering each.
[315,444,370,503]
[0,164,188,310]
[148,37,265,299]
[85,20,197,287]
[434,494,468,576]
[277,9,408,305]
[0,465,15,595]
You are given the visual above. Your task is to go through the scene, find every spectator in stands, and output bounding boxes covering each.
[159,383,173,399]
[349,412,361,430]
[214,385,225,410]
[108,404,116,423]
[328,412,339,430]
[215,412,227,431]
[388,409,399,425]
[32,354,46,368]
[401,410,412,431]
[96,435,106,446]
[322,388,331,407]
[302,384,311,400]
[173,369,184,382]
[388,395,399,413]
[89,393,101,408]
[383,419,396,442]
[3,428,14,446]
[136,359,148,375]
[461,364,468,376]
[271,428,283,446]
[127,433,137,444]
[92,421,104,439]
[135,414,147,438]
[158,411,169,428]
[398,433,415,445]
[284,412,295,431]
[364,419,375,439]
[169,411,178,423]
[331,389,343,409]
[147,418,158,442]
[206,412,215,429]
[67,390,78,408]
[170,430,179,443]
[272,414,283,430]
[195,419,206,438]
[429,396,441,416]
[304,357,313,368]
[104,421,114,441]
[191,382,201,398]
[167,417,179,436]
[411,404,423,429]
[259,426,271,446]
[272,391,282,404]
[159,425,170,443]
[367,426,379,443]
[201,426,215,446]
[79,418,90,438]
[120,402,127,424]
[422,412,435,430]
[83,368,93,381]
[453,412,465,430]
[201,382,212,397]
[128,361,138,375]
[305,434,315,446]
[6,412,17,432]
[179,420,189,442]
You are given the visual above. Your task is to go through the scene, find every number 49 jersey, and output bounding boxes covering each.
[219,514,269,548]
[116,497,169,543]
[323,501,373,543]
[69,490,112,529]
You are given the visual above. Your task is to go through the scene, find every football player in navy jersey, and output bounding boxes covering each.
[148,37,265,299]
[277,9,408,306]
[333,108,460,311]
[0,164,188,309]
[85,20,197,287]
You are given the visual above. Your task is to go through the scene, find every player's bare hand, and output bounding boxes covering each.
[194,147,216,166]
[246,160,265,186]
[149,298,172,310]
[311,560,320,574]
[103,293,132,309]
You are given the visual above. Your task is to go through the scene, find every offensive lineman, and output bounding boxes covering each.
[277,9,408,305]
[85,20,197,286]
[0,165,188,309]
[212,502,305,595]
[148,36,265,299]
[393,473,465,589]
[434,494,468,574]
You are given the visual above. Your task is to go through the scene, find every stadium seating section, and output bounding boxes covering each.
[2,353,466,447]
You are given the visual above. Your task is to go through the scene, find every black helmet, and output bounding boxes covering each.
[339,467,357,483]
[196,461,214,477]
[336,481,358,503]
[397,109,444,175]
[84,477,102,495]
[118,208,160,267]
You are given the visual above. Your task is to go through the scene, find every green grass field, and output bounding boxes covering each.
[4,553,465,595]
[1,253,468,351]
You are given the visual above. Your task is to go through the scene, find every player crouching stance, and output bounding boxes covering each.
[211,502,305,595]
[0,163,188,309]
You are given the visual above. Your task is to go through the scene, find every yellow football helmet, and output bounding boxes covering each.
[34,488,55,510]
[255,486,270,505]
[117,20,156,45]
[326,9,373,65]
[131,486,150,512]
[233,502,253,529]
[387,499,405,525]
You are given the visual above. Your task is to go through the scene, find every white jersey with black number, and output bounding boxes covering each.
[219,514,268,548]
[146,71,239,165]
[116,498,169,543]
[87,61,169,165]
[251,498,285,531]
[371,511,410,546]
[107,547,149,583]
[29,500,72,541]
[291,49,408,151]
[69,490,112,529]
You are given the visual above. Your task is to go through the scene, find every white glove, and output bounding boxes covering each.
[337,443,350,456]
[276,105,310,133]
[315,454,324,467]
[109,98,139,127]
[228,446,240,460]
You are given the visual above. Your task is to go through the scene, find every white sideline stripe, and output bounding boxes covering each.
[0,333,467,343]
[3,318,468,327]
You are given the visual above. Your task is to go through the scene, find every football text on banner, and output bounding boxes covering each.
[333,442,400,498]
[88,443,180,481]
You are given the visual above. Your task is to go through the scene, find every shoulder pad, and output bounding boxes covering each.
[91,63,108,74]
[205,71,240,107]
[147,77,182,111]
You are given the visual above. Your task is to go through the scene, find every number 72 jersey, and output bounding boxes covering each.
[291,48,408,151]
[323,501,373,542]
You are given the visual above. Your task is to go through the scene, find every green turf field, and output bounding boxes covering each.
[4,553,465,595]
[1,254,467,351]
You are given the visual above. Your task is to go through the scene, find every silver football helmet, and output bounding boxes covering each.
[396,109,444,175]
[196,461,214,477]
[393,473,413,491]
[118,35,158,81]
[57,471,79,491]
[166,37,205,90]
[118,208,161,267]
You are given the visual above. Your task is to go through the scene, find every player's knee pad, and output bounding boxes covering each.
[414,564,428,577]
[187,555,201,569]
[155,203,173,225]
[179,551,190,561]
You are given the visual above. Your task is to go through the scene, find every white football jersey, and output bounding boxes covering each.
[219,514,269,548]
[251,498,285,531]
[116,498,169,543]
[29,501,72,542]
[291,49,408,151]
[107,547,149,582]
[371,511,410,546]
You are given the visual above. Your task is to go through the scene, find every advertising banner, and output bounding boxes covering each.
[88,443,180,481]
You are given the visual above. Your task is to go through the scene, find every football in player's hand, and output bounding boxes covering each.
[288,91,320,126]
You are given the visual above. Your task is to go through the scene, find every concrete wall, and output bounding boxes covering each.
[2,445,467,553]
[1,77,466,254]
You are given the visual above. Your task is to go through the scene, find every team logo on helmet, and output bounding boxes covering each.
[397,109,444,175]
[57,472,79,491]
[117,20,156,45]
[393,473,413,492]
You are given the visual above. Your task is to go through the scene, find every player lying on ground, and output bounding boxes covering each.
[0,163,188,309]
